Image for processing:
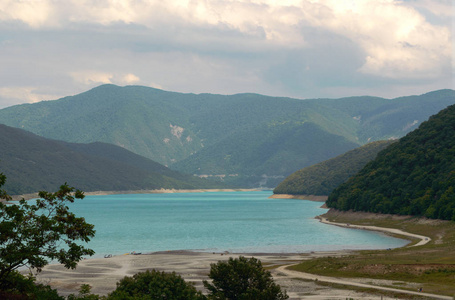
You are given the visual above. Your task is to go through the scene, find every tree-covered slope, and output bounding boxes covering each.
[0,85,204,167]
[0,85,453,187]
[327,104,455,221]
[0,124,223,195]
[172,122,360,187]
[273,140,395,196]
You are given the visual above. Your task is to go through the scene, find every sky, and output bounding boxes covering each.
[0,0,453,108]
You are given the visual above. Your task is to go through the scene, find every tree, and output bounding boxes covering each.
[0,173,95,289]
[203,256,288,300]
[108,269,206,300]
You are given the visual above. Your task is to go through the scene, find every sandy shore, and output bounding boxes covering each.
[317,216,431,247]
[269,194,328,202]
[9,188,262,201]
[37,250,381,299]
[20,192,436,298]
[33,216,435,299]
[83,188,261,196]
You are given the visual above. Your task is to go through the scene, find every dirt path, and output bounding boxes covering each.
[318,217,431,246]
[275,264,452,300]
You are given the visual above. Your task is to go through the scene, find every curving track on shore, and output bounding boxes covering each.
[275,264,452,300]
[318,217,431,247]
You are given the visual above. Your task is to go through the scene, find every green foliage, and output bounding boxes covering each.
[0,270,63,300]
[67,284,103,300]
[327,104,455,220]
[0,85,453,188]
[274,140,395,195]
[108,269,206,300]
[173,122,360,188]
[203,256,288,300]
[0,178,95,285]
[0,124,225,195]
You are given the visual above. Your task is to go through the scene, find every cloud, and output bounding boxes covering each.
[122,73,140,84]
[0,86,59,108]
[70,71,113,85]
[2,1,450,75]
[70,71,141,86]
[0,0,452,105]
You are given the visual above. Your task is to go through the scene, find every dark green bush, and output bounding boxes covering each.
[203,256,288,300]
[108,269,205,300]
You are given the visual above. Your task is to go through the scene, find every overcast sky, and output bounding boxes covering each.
[0,0,453,108]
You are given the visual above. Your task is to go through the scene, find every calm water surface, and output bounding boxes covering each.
[68,191,407,257]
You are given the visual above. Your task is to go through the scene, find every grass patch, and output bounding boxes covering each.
[313,281,434,300]
[290,210,455,296]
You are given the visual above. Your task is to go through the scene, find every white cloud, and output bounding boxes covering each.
[70,71,144,86]
[408,0,454,18]
[0,86,58,105]
[300,0,452,78]
[1,0,450,77]
[0,0,54,28]
[121,73,140,84]
[0,0,452,105]
[70,71,113,85]
[149,82,164,90]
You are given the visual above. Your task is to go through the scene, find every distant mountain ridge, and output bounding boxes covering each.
[0,85,453,187]
[327,104,455,221]
[0,124,224,195]
[273,140,396,196]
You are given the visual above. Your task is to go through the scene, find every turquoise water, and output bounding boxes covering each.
[67,191,407,257]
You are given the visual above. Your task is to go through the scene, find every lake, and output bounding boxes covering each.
[67,191,407,257]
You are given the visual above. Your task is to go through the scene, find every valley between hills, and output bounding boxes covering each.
[1,85,455,299]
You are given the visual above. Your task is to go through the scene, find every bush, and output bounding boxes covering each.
[203,256,288,300]
[0,270,63,300]
[108,269,206,300]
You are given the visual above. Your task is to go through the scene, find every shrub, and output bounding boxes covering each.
[108,269,206,300]
[203,256,288,300]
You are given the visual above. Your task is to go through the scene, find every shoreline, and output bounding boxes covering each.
[35,249,357,298]
[34,215,432,298]
[317,215,431,247]
[269,193,328,202]
[9,188,264,201]
[83,188,263,196]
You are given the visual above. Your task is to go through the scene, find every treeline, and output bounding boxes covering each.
[1,85,453,188]
[0,124,224,195]
[327,104,455,221]
[273,140,395,195]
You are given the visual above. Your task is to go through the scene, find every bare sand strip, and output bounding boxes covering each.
[10,188,262,201]
[83,188,261,196]
[37,251,389,299]
[36,218,436,299]
[269,194,328,202]
[34,197,436,299]
[317,217,431,247]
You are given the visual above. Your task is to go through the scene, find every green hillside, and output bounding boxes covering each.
[0,124,224,195]
[0,85,453,187]
[273,140,395,196]
[327,104,455,221]
[173,122,360,187]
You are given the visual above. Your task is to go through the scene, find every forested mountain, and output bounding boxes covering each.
[327,104,455,221]
[0,85,453,187]
[273,140,395,196]
[0,124,224,195]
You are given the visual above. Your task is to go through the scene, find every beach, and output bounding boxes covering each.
[8,188,261,201]
[33,216,435,299]
[36,250,376,299]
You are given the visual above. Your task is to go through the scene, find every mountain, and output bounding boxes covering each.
[273,140,396,196]
[327,104,455,221]
[0,124,224,195]
[0,85,453,187]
